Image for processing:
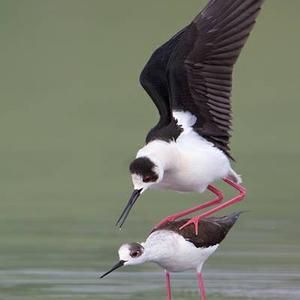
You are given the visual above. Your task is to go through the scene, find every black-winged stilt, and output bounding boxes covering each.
[116,0,264,232]
[103,212,242,300]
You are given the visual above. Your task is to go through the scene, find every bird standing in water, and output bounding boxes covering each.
[103,212,242,300]
[116,0,264,233]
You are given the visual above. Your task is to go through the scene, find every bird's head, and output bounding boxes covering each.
[100,242,146,278]
[130,156,163,190]
[116,156,163,228]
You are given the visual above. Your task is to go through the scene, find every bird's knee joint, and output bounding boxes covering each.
[216,193,224,203]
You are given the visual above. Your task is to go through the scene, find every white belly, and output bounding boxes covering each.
[145,230,219,272]
[138,110,234,193]
[153,131,231,193]
[157,244,218,272]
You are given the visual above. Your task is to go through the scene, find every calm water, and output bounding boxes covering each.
[1,0,300,299]
[1,269,300,300]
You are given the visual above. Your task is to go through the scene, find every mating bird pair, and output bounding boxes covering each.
[101,0,264,299]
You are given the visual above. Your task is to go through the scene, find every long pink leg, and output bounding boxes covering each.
[197,272,207,300]
[165,271,172,300]
[180,178,246,234]
[154,185,224,228]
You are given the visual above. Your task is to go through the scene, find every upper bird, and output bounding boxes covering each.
[116,0,264,231]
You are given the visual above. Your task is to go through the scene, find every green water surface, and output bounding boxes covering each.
[0,1,300,299]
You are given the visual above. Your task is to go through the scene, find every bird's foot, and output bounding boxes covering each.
[179,216,202,235]
[154,215,178,229]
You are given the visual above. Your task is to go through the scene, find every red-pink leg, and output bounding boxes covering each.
[197,272,207,300]
[180,178,246,234]
[165,271,172,300]
[154,185,224,229]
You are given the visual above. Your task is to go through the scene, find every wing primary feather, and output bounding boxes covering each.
[139,0,264,157]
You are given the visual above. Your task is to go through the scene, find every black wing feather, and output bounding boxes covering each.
[139,0,264,156]
[139,29,186,143]
[169,0,264,157]
[153,212,241,248]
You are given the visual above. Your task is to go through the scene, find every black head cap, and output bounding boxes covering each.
[129,157,158,182]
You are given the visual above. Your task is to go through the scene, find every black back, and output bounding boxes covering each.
[153,212,241,248]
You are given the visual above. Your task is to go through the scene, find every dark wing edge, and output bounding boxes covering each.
[153,211,242,248]
[169,0,264,158]
[139,29,187,143]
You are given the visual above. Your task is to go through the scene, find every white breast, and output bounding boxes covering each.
[137,110,233,193]
[157,111,231,192]
[144,230,218,272]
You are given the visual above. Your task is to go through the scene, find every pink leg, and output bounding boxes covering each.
[154,185,224,228]
[180,178,246,234]
[165,271,172,300]
[197,272,207,300]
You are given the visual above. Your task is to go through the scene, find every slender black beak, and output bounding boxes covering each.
[116,189,142,228]
[100,260,125,278]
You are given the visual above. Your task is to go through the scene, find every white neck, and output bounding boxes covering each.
[136,140,177,171]
[142,231,182,264]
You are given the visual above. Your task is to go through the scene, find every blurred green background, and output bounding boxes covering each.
[0,0,299,299]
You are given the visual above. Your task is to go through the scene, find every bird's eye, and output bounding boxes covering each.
[130,250,141,258]
[130,251,139,257]
[143,176,152,183]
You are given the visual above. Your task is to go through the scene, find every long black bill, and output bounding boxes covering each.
[100,260,125,278]
[116,189,142,228]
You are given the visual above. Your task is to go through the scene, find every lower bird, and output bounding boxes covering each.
[102,212,241,300]
[116,0,264,232]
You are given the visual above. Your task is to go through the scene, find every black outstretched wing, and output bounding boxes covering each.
[168,0,264,157]
[140,28,187,143]
[140,0,263,157]
[153,212,241,248]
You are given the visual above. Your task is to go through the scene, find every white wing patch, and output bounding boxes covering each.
[173,111,197,131]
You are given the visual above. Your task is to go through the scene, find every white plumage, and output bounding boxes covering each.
[141,230,218,273]
[135,111,240,194]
